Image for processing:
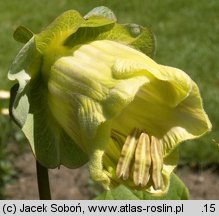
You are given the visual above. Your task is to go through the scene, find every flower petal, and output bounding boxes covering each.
[112,65,211,156]
[47,40,151,152]
[162,80,212,155]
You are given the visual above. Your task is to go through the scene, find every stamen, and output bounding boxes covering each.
[114,129,164,190]
[151,136,163,190]
[133,132,151,187]
[116,128,140,180]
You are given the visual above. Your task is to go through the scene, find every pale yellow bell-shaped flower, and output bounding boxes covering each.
[47,39,211,193]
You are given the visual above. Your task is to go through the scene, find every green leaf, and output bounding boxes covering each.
[135,173,189,200]
[95,185,139,200]
[13,25,34,43]
[95,173,189,200]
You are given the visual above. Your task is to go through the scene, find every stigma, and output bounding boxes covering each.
[115,128,164,190]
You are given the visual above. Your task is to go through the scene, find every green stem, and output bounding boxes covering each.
[36,161,51,200]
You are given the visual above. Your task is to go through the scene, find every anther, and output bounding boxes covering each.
[151,136,163,190]
[116,128,140,180]
[133,132,151,187]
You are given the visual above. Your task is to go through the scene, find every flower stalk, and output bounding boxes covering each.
[36,161,51,200]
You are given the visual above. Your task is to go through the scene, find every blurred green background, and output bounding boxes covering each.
[0,0,219,197]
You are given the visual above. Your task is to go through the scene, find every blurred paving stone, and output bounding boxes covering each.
[5,150,94,200]
[176,166,219,200]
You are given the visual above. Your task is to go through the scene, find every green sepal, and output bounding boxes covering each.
[82,14,115,27]
[8,37,40,126]
[84,6,155,57]
[64,22,155,57]
[9,83,21,127]
[22,78,88,168]
[123,24,155,57]
[95,173,189,200]
[35,10,85,53]
[84,6,117,22]
[36,7,155,58]
[35,8,116,53]
[13,25,34,44]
